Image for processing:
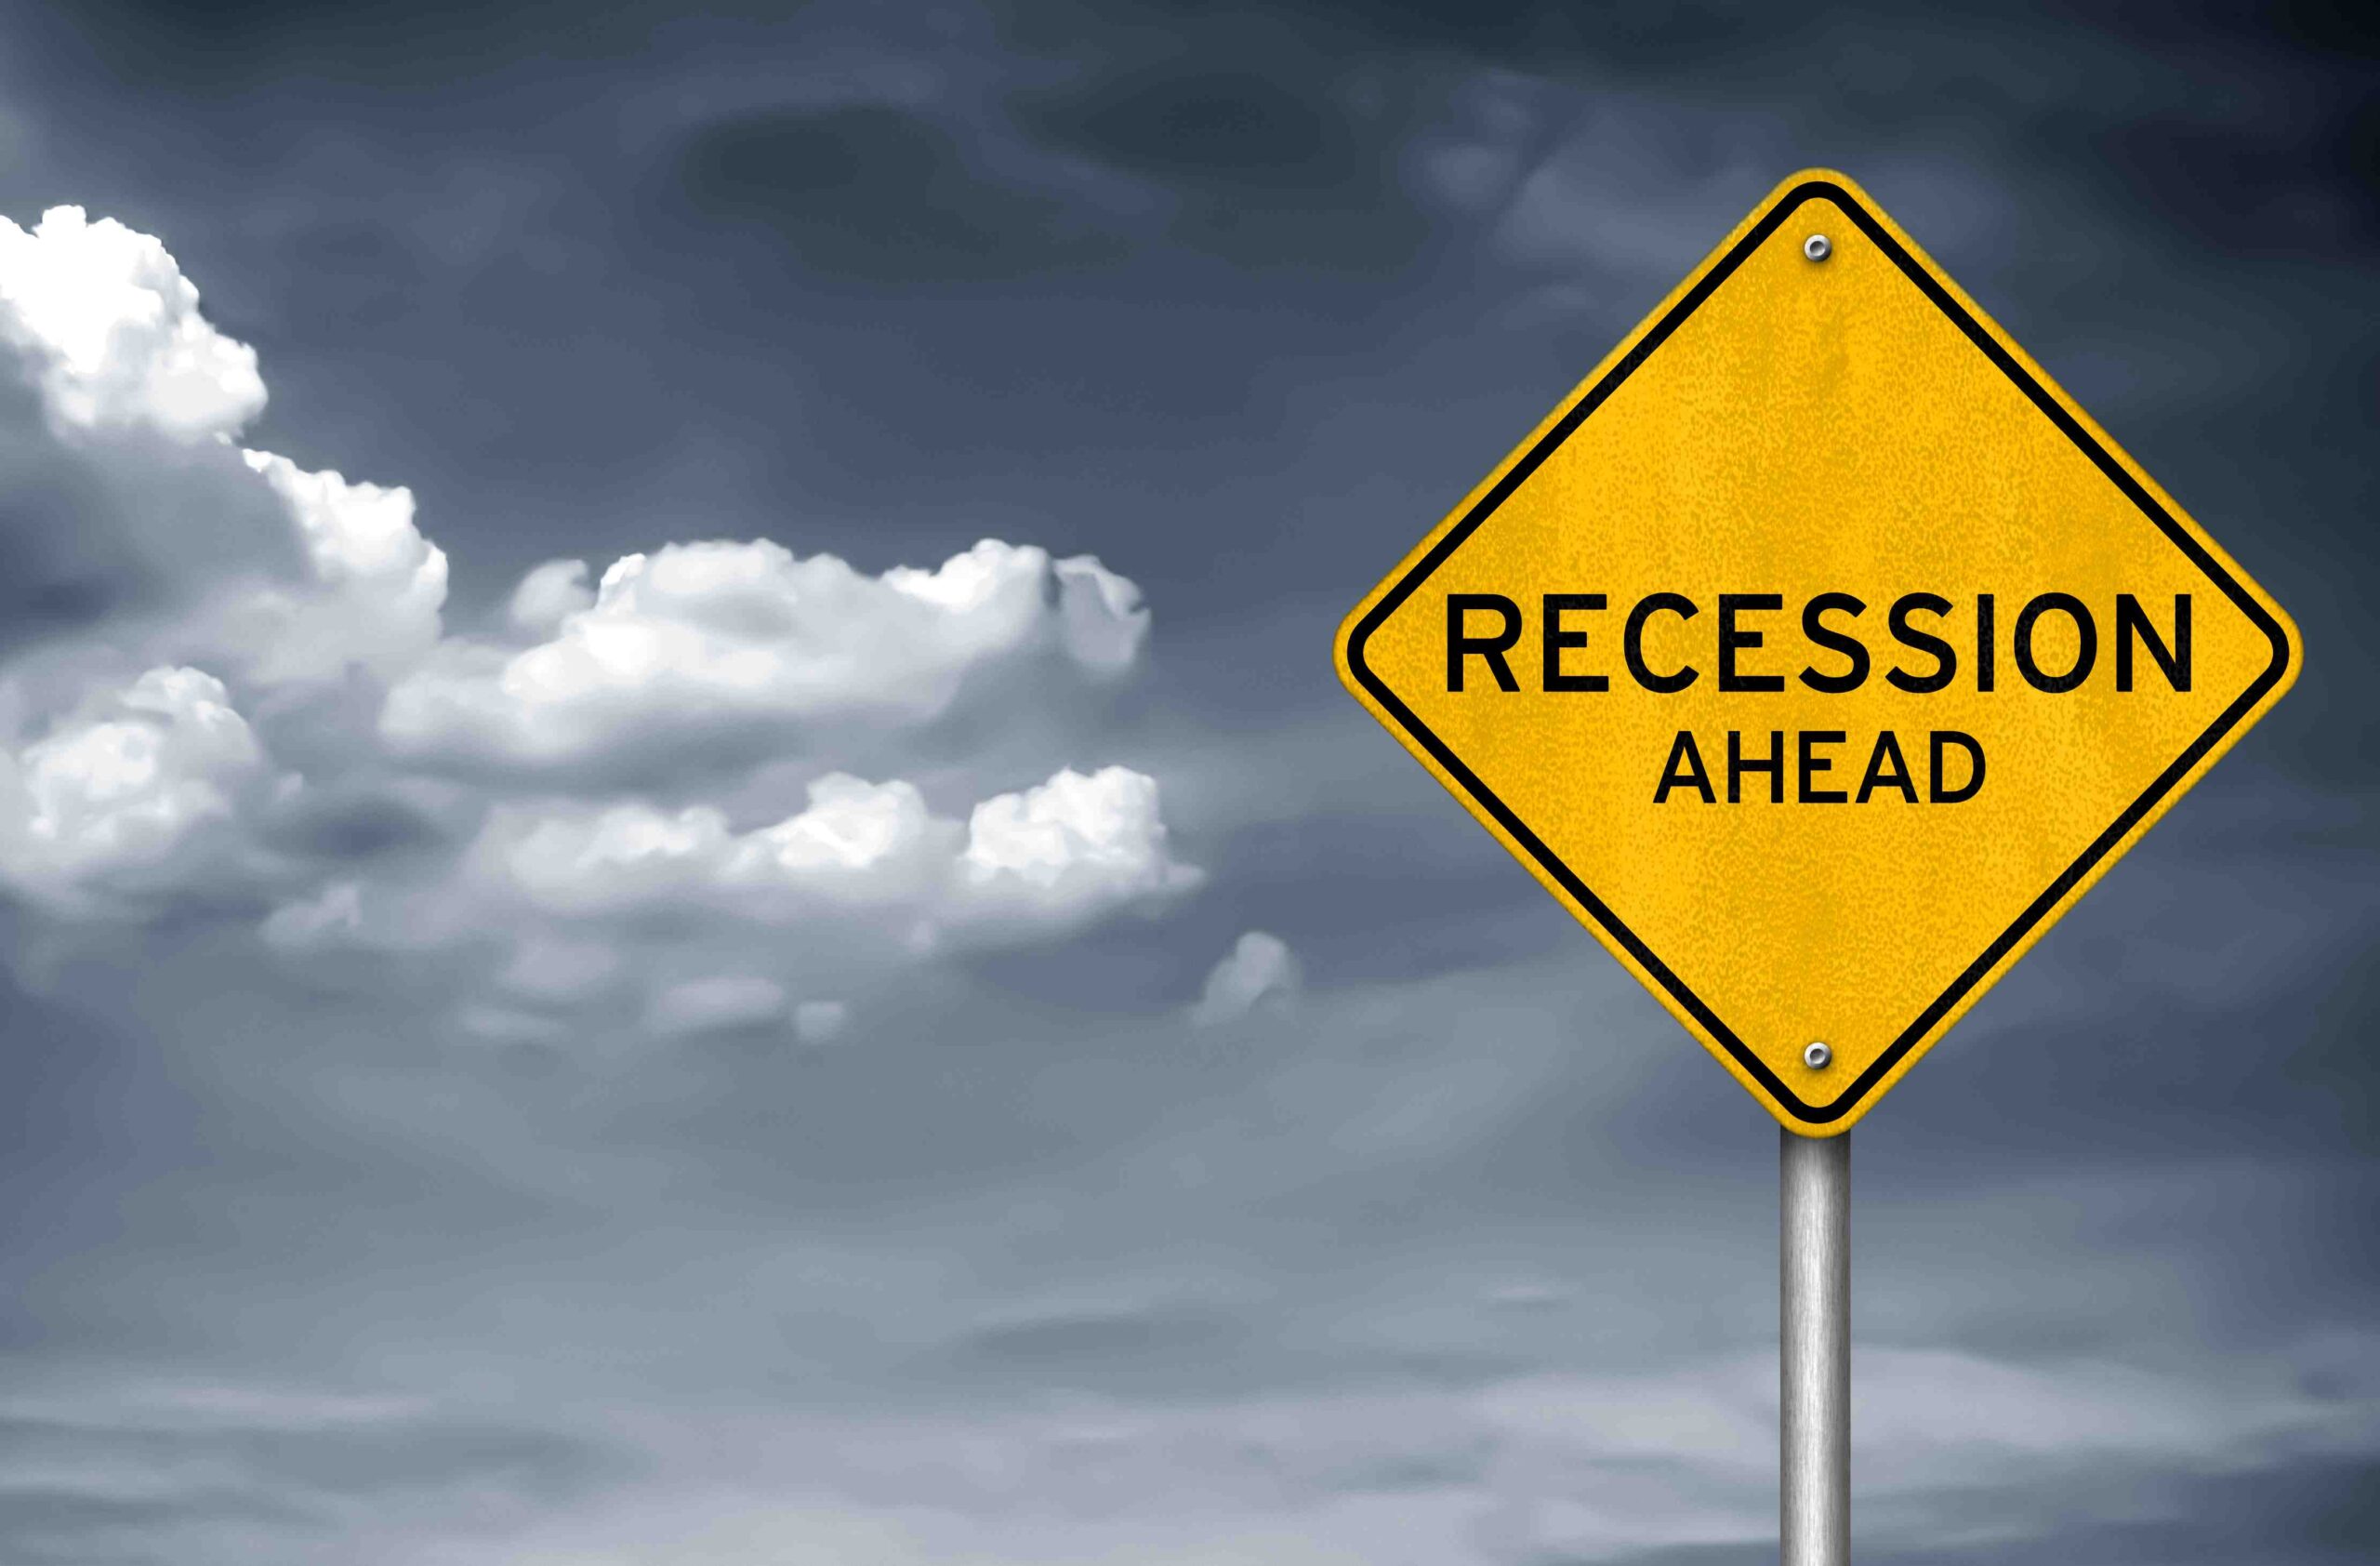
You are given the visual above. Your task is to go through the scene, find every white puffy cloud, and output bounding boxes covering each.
[243,764,1200,1040]
[0,204,1197,1045]
[229,451,449,683]
[474,763,1198,945]
[0,212,299,644]
[251,765,1200,1044]
[506,558,595,637]
[380,537,1149,773]
[959,765,1203,920]
[0,665,284,914]
[0,207,443,700]
[0,206,265,442]
[477,776,943,922]
[1191,930,1302,1026]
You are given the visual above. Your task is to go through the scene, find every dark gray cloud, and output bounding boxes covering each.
[1010,58,1436,270]
[670,103,1129,285]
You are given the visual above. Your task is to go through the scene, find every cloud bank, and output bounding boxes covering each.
[384,537,1147,774]
[0,203,1195,1041]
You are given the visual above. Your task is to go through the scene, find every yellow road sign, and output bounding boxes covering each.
[1335,169,2298,1135]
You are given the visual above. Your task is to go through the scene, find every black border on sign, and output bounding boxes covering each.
[1342,179,2294,1125]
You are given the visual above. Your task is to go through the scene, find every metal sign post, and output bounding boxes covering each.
[1782,1129,1849,1566]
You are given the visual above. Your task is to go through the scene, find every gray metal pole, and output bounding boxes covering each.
[1782,1127,1849,1566]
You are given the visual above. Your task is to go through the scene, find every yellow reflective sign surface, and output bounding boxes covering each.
[1335,170,2297,1135]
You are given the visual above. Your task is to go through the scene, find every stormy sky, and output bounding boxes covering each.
[0,2,2370,1561]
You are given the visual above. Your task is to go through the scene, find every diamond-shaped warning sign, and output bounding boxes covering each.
[1335,170,2297,1135]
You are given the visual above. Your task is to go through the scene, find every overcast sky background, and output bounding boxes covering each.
[0,3,2371,1562]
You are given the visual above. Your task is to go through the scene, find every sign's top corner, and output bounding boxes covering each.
[1765,166,1862,206]
[1774,165,1857,192]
